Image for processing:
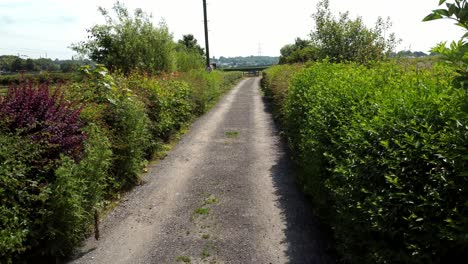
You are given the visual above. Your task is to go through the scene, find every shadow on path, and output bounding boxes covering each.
[261,95,336,264]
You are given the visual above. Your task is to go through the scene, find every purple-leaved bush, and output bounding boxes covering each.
[0,82,86,162]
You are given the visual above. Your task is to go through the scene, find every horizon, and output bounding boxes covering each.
[0,0,465,60]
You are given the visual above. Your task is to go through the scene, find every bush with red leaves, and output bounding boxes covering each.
[0,82,86,164]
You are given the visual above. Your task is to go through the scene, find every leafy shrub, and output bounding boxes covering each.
[128,75,193,142]
[221,71,244,89]
[42,124,112,258]
[128,70,242,156]
[264,62,468,263]
[106,96,150,189]
[0,134,42,263]
[176,51,205,72]
[69,66,150,191]
[279,38,320,64]
[423,0,468,89]
[126,77,190,160]
[178,70,242,114]
[261,64,304,120]
[0,83,85,163]
[0,83,112,262]
[0,126,111,263]
[183,70,221,114]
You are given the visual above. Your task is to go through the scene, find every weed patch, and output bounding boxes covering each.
[176,255,191,263]
[194,207,210,216]
[224,131,239,138]
[203,195,219,205]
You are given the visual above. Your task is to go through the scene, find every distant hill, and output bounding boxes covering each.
[212,56,279,68]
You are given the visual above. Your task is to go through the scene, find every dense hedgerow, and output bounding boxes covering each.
[128,74,193,146]
[179,70,243,114]
[260,64,304,120]
[0,83,112,262]
[0,65,242,262]
[67,66,151,191]
[262,62,468,263]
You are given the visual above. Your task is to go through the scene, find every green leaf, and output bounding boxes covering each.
[380,140,389,148]
[423,13,443,22]
[456,22,468,30]
[439,0,446,5]
[446,3,458,16]
[433,9,450,17]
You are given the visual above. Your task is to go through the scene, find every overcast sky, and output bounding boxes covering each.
[0,0,465,59]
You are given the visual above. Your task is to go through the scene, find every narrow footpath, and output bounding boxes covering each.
[71,78,331,264]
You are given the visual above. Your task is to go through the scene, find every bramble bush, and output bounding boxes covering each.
[262,62,467,263]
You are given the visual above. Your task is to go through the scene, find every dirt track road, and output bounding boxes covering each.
[71,78,331,264]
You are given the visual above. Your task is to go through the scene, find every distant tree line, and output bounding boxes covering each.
[212,56,279,68]
[0,55,91,73]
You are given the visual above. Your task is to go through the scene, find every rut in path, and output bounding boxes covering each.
[71,77,332,264]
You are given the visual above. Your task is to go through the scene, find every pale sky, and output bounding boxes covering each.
[0,0,465,59]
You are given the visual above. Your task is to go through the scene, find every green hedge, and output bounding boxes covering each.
[0,124,111,263]
[262,62,468,263]
[0,67,243,262]
[178,70,243,114]
[261,64,304,120]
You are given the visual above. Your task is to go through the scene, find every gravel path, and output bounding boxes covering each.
[70,77,332,264]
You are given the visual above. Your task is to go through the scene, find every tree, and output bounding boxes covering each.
[25,58,37,71]
[279,38,319,64]
[36,58,59,71]
[175,34,205,72]
[71,1,176,75]
[310,0,398,63]
[177,34,205,56]
[11,57,24,72]
[278,0,398,64]
[60,61,80,73]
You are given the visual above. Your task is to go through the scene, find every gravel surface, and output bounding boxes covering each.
[70,77,332,264]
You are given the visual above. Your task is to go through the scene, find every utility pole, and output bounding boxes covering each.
[203,0,210,69]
